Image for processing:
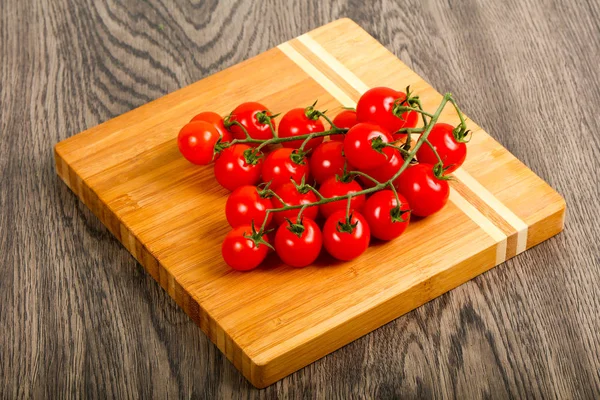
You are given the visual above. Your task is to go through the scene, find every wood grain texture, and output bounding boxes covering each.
[2,0,599,398]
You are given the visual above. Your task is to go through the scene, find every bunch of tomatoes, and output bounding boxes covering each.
[177,87,469,271]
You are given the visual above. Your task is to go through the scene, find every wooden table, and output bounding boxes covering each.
[2,1,598,397]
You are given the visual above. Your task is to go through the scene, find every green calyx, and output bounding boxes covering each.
[290,149,308,165]
[304,100,323,121]
[452,124,472,143]
[243,221,274,250]
[256,110,278,125]
[292,175,312,194]
[390,206,410,223]
[285,217,306,238]
[336,214,358,234]
[433,163,453,181]
[370,135,388,154]
[243,148,263,165]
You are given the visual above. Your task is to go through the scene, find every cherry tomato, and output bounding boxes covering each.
[274,217,322,268]
[310,141,350,184]
[222,225,269,271]
[356,87,418,137]
[343,123,395,171]
[228,102,275,141]
[396,164,449,217]
[214,144,262,191]
[322,210,370,261]
[190,111,233,143]
[362,190,411,241]
[416,123,466,174]
[330,109,358,141]
[278,108,325,151]
[225,185,273,228]
[177,121,221,165]
[318,176,365,218]
[360,148,403,188]
[272,182,319,225]
[262,148,310,189]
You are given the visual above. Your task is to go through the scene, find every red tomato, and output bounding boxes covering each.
[343,123,395,171]
[397,164,449,217]
[318,176,365,218]
[222,225,269,271]
[356,87,418,137]
[214,144,262,191]
[360,148,403,188]
[190,111,233,143]
[228,102,275,141]
[177,121,221,165]
[362,190,410,241]
[330,109,358,141]
[416,123,466,174]
[271,182,319,225]
[309,141,350,184]
[262,148,310,189]
[322,210,370,261]
[274,217,323,268]
[278,108,325,151]
[225,185,273,228]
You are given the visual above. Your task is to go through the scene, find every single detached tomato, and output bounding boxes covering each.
[272,182,319,225]
[360,148,403,188]
[330,109,358,141]
[177,121,221,165]
[222,225,270,271]
[416,123,466,174]
[228,102,275,141]
[362,190,411,241]
[310,141,351,184]
[278,107,325,151]
[190,111,233,143]
[214,144,262,191]
[262,148,310,189]
[343,123,395,171]
[397,163,449,217]
[322,210,370,261]
[318,176,365,218]
[356,87,418,137]
[225,185,273,228]
[275,217,323,268]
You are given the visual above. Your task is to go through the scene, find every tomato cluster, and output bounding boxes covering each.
[177,88,469,271]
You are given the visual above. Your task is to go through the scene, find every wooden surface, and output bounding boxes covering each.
[53,18,566,388]
[2,0,599,397]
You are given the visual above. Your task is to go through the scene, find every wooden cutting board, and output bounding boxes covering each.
[54,18,566,388]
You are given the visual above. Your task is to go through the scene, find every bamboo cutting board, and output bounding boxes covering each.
[54,19,566,388]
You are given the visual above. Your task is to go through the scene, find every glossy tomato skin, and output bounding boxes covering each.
[214,144,262,191]
[274,218,323,268]
[261,148,310,189]
[278,108,325,151]
[309,141,350,184]
[362,190,411,241]
[272,182,319,225]
[177,121,221,165]
[318,177,365,218]
[356,87,418,137]
[360,148,403,188]
[225,185,273,228]
[416,123,466,174]
[190,111,233,143]
[228,102,275,142]
[222,225,269,271]
[397,164,449,217]
[330,110,358,141]
[343,123,395,171]
[323,210,370,261]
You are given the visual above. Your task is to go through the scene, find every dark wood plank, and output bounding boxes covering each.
[1,0,599,398]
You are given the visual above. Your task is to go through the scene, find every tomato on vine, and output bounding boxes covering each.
[275,217,322,268]
[362,190,411,241]
[190,111,233,143]
[222,225,270,271]
[261,148,310,189]
[227,102,276,141]
[356,87,418,137]
[177,121,221,165]
[360,148,403,188]
[323,210,370,261]
[310,141,351,184]
[225,185,273,228]
[416,123,467,174]
[271,182,319,225]
[278,106,325,151]
[318,176,365,218]
[343,123,395,171]
[396,163,449,217]
[330,109,358,141]
[214,144,263,191]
